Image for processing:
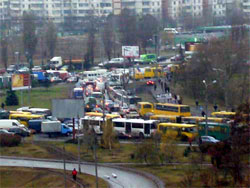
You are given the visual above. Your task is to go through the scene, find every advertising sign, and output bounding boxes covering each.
[122,46,139,58]
[12,74,31,90]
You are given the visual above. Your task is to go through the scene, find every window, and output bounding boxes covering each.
[114,122,124,128]
[143,104,152,109]
[132,123,143,129]
[180,107,190,113]
[150,123,157,129]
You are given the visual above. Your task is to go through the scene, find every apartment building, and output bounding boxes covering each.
[241,0,250,17]
[0,0,113,23]
[113,0,162,18]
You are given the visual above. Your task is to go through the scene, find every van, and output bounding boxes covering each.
[0,119,25,129]
[140,54,157,64]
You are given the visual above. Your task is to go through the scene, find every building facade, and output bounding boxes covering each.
[0,0,113,23]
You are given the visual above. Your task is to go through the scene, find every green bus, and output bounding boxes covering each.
[198,122,230,141]
[140,54,157,64]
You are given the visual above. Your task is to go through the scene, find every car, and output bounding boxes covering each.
[67,76,78,83]
[8,127,30,137]
[50,76,62,83]
[157,56,168,62]
[112,173,117,178]
[32,66,42,72]
[18,67,30,73]
[198,136,220,152]
[7,64,17,73]
[0,129,15,135]
[146,80,155,85]
[104,175,110,179]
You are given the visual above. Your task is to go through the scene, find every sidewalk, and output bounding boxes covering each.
[150,79,212,116]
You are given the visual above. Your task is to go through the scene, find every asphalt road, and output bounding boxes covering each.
[0,157,162,188]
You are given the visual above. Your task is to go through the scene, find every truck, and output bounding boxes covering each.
[49,56,84,70]
[32,71,49,82]
[49,57,63,69]
[41,120,72,137]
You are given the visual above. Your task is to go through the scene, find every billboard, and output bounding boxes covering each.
[12,74,31,90]
[122,46,139,58]
[52,99,84,118]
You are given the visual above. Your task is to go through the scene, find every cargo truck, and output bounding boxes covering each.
[41,120,72,137]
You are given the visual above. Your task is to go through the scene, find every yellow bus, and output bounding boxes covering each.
[134,69,144,80]
[211,111,236,119]
[137,102,191,117]
[157,123,198,141]
[181,116,227,124]
[137,102,154,117]
[9,111,32,115]
[85,112,121,119]
[144,67,163,79]
[150,114,179,123]
[9,114,44,126]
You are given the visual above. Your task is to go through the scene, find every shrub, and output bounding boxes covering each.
[5,89,19,106]
[0,134,22,147]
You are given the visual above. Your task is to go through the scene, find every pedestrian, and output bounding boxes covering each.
[201,111,206,117]
[1,102,4,109]
[213,104,218,112]
[188,137,192,147]
[174,94,177,100]
[72,168,77,181]
[154,84,157,91]
[195,100,199,108]
[158,79,161,84]
[177,95,181,104]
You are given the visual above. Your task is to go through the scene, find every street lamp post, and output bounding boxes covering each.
[203,80,217,135]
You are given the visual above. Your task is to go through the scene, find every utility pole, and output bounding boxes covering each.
[63,145,67,188]
[93,132,99,188]
[77,115,81,173]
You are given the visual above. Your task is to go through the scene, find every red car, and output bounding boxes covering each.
[146,80,155,85]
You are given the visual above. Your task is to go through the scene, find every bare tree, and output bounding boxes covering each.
[137,14,158,53]
[175,36,249,109]
[0,38,8,69]
[102,15,115,60]
[86,15,98,65]
[45,21,57,58]
[22,12,38,60]
[101,119,118,150]
[118,9,138,46]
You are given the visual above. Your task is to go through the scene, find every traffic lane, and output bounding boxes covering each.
[0,158,158,188]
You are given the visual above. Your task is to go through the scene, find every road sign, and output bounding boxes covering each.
[122,46,139,58]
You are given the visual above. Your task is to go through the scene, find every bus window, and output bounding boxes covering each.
[180,107,190,113]
[143,104,152,109]
[113,122,124,128]
[131,123,143,129]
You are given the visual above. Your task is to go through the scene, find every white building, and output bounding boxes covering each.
[0,0,113,23]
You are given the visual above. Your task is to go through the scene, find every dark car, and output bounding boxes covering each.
[8,127,30,137]
[0,129,15,135]
[157,56,168,62]
[198,136,220,152]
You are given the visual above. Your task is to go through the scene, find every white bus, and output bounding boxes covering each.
[83,69,107,80]
[80,116,104,135]
[112,118,158,138]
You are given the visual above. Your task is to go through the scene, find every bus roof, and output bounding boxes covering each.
[10,114,44,118]
[199,122,229,126]
[112,118,158,124]
[85,112,121,119]
[9,111,32,115]
[150,115,179,118]
[138,102,153,105]
[158,123,197,128]
[211,111,236,115]
[156,103,190,107]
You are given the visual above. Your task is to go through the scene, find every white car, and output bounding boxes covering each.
[32,66,42,71]
[18,67,30,73]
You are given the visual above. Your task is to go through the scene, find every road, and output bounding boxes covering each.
[0,157,163,188]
